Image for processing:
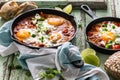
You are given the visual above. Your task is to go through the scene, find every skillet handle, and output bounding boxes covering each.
[81,5,97,19]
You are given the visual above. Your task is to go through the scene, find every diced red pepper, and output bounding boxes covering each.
[112,45,120,49]
[39,44,45,47]
[62,28,68,33]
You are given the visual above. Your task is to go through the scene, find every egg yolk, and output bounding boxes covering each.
[47,18,64,26]
[49,33,61,41]
[101,31,115,42]
[16,30,30,41]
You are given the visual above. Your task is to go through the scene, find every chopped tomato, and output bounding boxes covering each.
[62,28,68,33]
[112,45,120,49]
[39,44,45,47]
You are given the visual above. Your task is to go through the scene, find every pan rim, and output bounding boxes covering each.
[10,8,77,49]
[85,16,120,52]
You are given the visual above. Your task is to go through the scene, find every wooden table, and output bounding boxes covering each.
[0,0,119,80]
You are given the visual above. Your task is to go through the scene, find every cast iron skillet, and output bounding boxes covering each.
[81,5,120,54]
[10,9,84,68]
[10,8,77,49]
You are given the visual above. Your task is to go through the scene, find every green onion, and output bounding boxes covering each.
[32,34,36,38]
[78,23,82,28]
[39,36,44,42]
[37,30,40,33]
[115,41,120,45]
[38,17,45,21]
[38,68,61,79]
[102,24,107,27]
[36,22,43,30]
[108,40,112,44]
[115,34,120,37]
[102,27,108,31]
[112,25,115,29]
[105,43,112,49]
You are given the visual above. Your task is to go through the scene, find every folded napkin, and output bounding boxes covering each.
[0,20,110,80]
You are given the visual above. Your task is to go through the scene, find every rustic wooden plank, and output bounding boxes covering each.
[110,0,116,17]
[3,54,32,80]
[0,15,10,80]
[114,0,120,17]
[0,56,9,80]
[4,55,15,80]
[71,10,81,45]
[68,0,107,9]
[9,70,33,80]
[0,18,6,26]
[75,10,88,51]
[8,55,33,80]
[0,0,107,10]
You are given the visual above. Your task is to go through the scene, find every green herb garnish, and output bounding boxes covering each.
[115,41,120,45]
[102,24,107,27]
[37,30,40,33]
[112,25,115,29]
[102,27,108,31]
[78,23,82,28]
[39,36,44,42]
[108,40,112,44]
[32,34,36,38]
[105,43,112,49]
[115,34,120,37]
[38,68,61,79]
[38,17,45,21]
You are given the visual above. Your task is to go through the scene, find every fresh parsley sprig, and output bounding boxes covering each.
[38,68,62,80]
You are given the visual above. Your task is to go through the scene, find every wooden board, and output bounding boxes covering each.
[0,0,119,80]
[0,0,107,9]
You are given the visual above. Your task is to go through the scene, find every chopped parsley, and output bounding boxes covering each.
[102,27,108,31]
[78,23,82,28]
[38,17,45,21]
[39,36,44,42]
[38,68,61,79]
[32,34,36,38]
[105,43,112,49]
[102,24,107,27]
[112,25,115,29]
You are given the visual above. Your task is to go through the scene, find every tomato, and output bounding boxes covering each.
[62,28,68,33]
[112,45,120,49]
[39,44,45,47]
[101,32,115,42]
[47,18,64,26]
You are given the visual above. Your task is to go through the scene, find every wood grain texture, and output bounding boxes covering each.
[0,56,8,80]
[0,0,107,9]
[0,0,118,80]
[115,0,120,17]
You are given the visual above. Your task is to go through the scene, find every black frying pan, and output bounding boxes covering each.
[10,8,85,68]
[10,8,77,49]
[81,5,120,54]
